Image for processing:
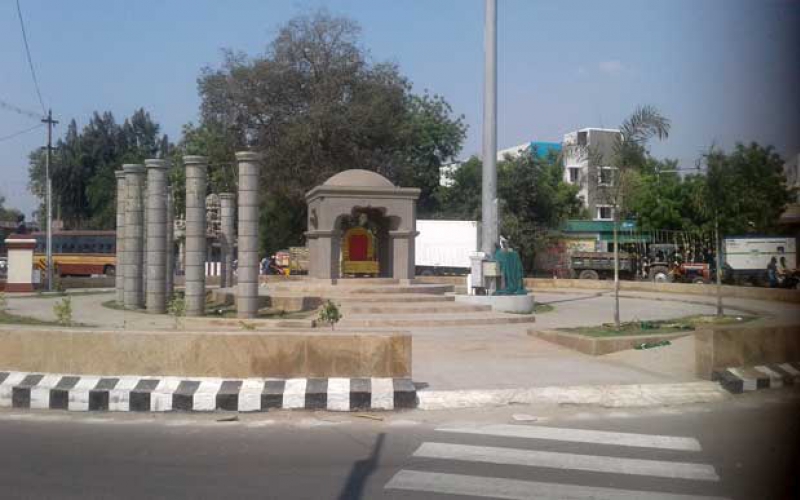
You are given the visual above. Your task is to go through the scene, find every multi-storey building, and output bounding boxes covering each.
[562,128,622,221]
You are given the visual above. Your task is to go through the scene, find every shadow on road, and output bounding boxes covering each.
[336,433,385,500]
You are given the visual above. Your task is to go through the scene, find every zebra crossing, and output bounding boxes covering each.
[384,423,729,500]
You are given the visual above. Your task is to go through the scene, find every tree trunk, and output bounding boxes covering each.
[715,217,723,317]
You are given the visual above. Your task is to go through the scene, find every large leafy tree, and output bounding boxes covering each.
[436,152,582,272]
[193,10,466,255]
[0,194,22,222]
[28,109,168,229]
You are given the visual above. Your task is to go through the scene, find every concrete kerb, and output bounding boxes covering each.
[0,371,417,412]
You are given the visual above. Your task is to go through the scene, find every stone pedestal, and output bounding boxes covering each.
[114,170,126,304]
[184,156,208,317]
[219,193,235,289]
[145,159,168,314]
[236,152,262,318]
[123,164,145,309]
[3,235,36,293]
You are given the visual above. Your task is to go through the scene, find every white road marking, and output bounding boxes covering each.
[68,376,101,411]
[151,378,181,412]
[109,377,141,412]
[326,378,350,411]
[370,378,394,410]
[753,366,783,388]
[0,372,28,408]
[727,368,757,391]
[385,470,729,500]
[192,380,223,411]
[435,424,703,451]
[29,374,62,409]
[282,378,307,409]
[779,363,800,377]
[414,442,719,481]
[237,379,264,412]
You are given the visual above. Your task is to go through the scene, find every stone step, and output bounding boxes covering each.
[339,313,536,328]
[342,303,491,314]
[266,284,454,296]
[329,294,456,304]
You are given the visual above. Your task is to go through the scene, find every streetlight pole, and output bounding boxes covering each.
[481,0,498,256]
[41,109,57,291]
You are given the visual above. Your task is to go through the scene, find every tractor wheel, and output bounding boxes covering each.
[579,270,599,280]
[649,266,672,283]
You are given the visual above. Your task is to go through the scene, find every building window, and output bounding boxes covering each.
[568,167,580,184]
[599,166,616,186]
[596,205,613,220]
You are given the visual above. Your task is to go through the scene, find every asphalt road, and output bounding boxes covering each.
[1,390,798,500]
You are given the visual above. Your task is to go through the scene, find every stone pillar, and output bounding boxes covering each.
[123,164,145,309]
[145,159,168,314]
[142,183,148,296]
[184,155,208,317]
[390,231,416,281]
[219,193,235,289]
[165,189,174,301]
[236,151,262,318]
[114,170,126,305]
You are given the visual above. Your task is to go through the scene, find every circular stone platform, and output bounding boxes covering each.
[454,294,535,314]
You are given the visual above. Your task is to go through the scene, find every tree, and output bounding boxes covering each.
[193,10,466,255]
[27,109,168,229]
[0,194,22,222]
[437,151,582,273]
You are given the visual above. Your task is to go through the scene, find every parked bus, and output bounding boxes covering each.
[32,231,117,277]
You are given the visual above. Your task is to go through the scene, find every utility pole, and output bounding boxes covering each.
[481,0,498,255]
[42,109,58,291]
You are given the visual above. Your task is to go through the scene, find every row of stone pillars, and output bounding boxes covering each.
[114,152,262,319]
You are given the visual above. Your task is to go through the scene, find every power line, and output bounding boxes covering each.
[0,122,44,142]
[0,97,42,120]
[15,0,46,114]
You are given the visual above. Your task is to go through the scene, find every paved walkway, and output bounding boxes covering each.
[4,288,798,393]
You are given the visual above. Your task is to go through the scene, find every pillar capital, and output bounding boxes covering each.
[235,151,262,162]
[115,169,126,179]
[182,155,208,166]
[145,158,169,170]
[123,163,145,174]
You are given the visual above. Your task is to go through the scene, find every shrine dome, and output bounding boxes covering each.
[323,169,394,188]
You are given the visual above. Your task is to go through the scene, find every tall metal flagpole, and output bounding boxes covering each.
[481,0,498,256]
[42,109,57,291]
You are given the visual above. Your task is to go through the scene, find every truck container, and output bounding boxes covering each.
[724,236,796,285]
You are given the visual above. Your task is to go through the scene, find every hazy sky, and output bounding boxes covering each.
[1,0,798,216]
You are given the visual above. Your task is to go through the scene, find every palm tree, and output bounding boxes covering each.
[608,106,670,328]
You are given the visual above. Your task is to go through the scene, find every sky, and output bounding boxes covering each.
[1,0,798,217]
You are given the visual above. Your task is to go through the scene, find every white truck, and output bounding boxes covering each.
[724,236,796,285]
[415,220,479,275]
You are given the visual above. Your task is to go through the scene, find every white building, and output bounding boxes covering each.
[562,128,622,221]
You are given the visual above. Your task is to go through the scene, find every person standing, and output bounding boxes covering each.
[767,256,778,288]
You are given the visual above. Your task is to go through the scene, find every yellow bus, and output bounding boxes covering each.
[33,230,117,277]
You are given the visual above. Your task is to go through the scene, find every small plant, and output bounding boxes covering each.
[167,293,186,329]
[239,321,256,331]
[318,300,342,330]
[53,296,73,326]
[53,274,65,293]
[0,292,7,313]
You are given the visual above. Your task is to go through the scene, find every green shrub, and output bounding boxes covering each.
[318,300,342,330]
[167,294,186,329]
[53,296,73,326]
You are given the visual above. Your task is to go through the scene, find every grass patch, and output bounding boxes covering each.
[558,314,756,338]
[534,302,554,314]
[102,300,125,311]
[0,310,62,326]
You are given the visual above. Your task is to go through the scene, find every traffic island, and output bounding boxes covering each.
[531,315,755,356]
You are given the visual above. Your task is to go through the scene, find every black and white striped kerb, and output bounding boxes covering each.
[0,372,417,412]
[712,362,800,394]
